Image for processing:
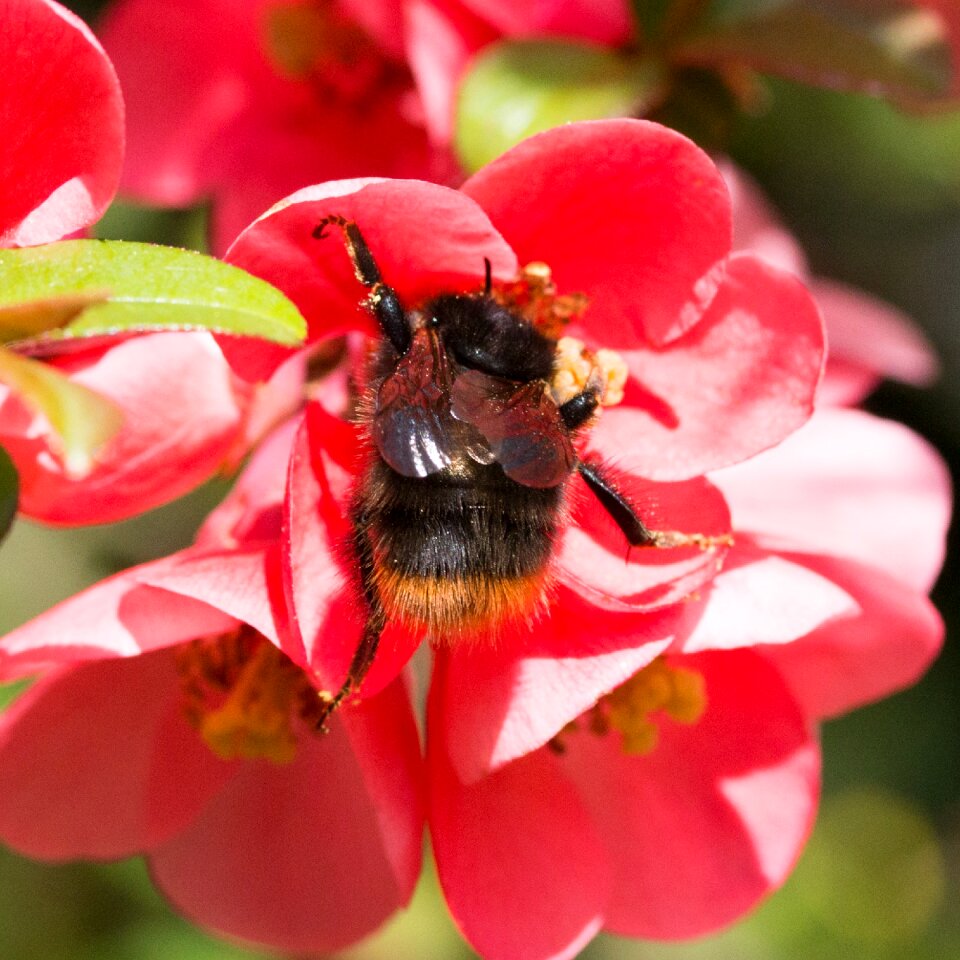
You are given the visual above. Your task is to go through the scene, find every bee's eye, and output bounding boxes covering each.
[430,295,555,381]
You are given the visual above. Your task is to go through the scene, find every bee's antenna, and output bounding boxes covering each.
[483,257,492,297]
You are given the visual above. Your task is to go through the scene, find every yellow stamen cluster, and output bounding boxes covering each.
[494,261,589,340]
[550,336,628,409]
[555,658,707,756]
[175,628,321,764]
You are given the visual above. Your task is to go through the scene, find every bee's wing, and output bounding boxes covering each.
[373,327,468,478]
[450,369,575,488]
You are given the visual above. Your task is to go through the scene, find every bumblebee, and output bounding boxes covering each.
[313,216,665,721]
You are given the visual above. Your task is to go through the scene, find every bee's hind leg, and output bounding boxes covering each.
[314,514,385,731]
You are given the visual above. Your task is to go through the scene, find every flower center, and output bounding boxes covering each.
[175,628,322,764]
[555,658,707,756]
[263,1,407,105]
[493,261,628,411]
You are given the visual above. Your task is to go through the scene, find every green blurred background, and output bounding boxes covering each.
[2,2,959,958]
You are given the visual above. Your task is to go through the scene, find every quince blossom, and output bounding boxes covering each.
[0,117,948,959]
[0,421,423,952]
[101,0,448,253]
[1,0,258,524]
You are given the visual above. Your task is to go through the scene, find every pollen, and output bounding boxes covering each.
[175,628,319,764]
[495,261,589,339]
[550,337,628,408]
[556,658,707,756]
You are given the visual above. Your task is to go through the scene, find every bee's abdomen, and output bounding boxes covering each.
[355,461,563,638]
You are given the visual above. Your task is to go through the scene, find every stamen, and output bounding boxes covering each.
[494,262,589,339]
[555,658,707,756]
[262,1,402,104]
[175,629,317,764]
[550,336,628,408]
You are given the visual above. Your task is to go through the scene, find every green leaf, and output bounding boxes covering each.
[731,75,960,214]
[672,4,951,107]
[0,444,17,544]
[0,347,123,478]
[455,40,666,173]
[0,240,306,348]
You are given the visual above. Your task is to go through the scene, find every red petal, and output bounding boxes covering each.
[196,416,299,549]
[429,660,610,960]
[711,408,951,593]
[1,0,123,245]
[563,650,819,938]
[462,119,731,347]
[136,545,283,646]
[434,590,693,783]
[405,0,499,143]
[812,277,939,388]
[149,679,423,953]
[723,160,808,276]
[679,541,860,653]
[225,178,517,346]
[100,0,254,207]
[1,333,245,524]
[459,0,632,43]
[0,651,230,859]
[597,254,824,481]
[559,467,732,609]
[761,553,944,720]
[0,554,238,681]
[281,411,420,695]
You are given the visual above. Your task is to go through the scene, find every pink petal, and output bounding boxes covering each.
[405,0,498,144]
[558,467,731,609]
[434,591,694,783]
[226,178,517,350]
[0,553,238,681]
[722,160,808,277]
[761,553,944,720]
[816,357,881,407]
[600,254,824,481]
[135,544,283,646]
[0,650,230,859]
[1,334,245,525]
[457,0,632,45]
[679,541,860,653]
[150,680,423,953]
[429,685,610,960]
[281,411,420,695]
[1,0,123,245]
[100,0,258,206]
[462,119,731,347]
[811,277,939,388]
[339,676,426,902]
[562,650,819,938]
[196,416,299,549]
[711,408,951,593]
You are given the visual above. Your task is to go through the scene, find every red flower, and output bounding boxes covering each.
[0,422,423,952]
[222,119,825,698]
[1,0,124,247]
[426,406,948,959]
[100,0,448,253]
[217,119,945,956]
[1,0,273,523]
